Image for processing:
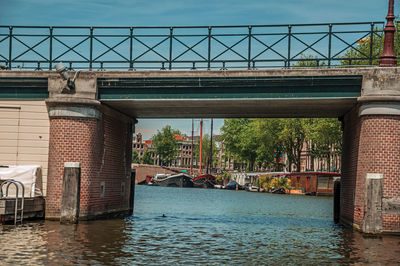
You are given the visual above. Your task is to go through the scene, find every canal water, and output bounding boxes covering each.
[1,186,400,265]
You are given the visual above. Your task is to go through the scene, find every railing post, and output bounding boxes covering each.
[89,27,94,70]
[248,26,252,70]
[208,27,212,70]
[49,27,53,70]
[328,24,332,67]
[380,0,397,66]
[369,23,374,65]
[397,21,399,58]
[8,26,12,70]
[287,25,292,68]
[129,27,133,70]
[169,27,173,70]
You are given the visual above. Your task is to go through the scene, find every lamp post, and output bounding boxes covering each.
[380,0,397,66]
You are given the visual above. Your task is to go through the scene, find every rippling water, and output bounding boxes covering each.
[1,186,400,265]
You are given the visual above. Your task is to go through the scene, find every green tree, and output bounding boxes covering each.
[278,119,309,172]
[194,134,219,172]
[141,149,154,165]
[132,150,140,164]
[152,125,180,166]
[341,27,385,66]
[220,119,258,171]
[293,54,326,67]
[253,118,281,169]
[306,118,342,171]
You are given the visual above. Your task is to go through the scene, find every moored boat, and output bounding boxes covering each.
[225,180,243,190]
[154,173,194,188]
[192,174,216,188]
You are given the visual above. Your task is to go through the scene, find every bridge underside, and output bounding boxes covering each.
[103,98,357,118]
[97,75,362,118]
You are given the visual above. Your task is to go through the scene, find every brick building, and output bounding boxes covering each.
[133,133,195,168]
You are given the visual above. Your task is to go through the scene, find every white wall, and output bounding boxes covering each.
[0,100,49,195]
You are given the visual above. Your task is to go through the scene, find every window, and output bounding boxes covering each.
[317,176,329,189]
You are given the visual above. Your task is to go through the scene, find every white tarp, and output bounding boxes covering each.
[0,165,43,198]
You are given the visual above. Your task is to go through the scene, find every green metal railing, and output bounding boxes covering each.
[0,22,387,71]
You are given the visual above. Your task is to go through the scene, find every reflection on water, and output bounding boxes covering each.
[1,186,400,265]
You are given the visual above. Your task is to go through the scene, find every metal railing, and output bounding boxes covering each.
[0,22,388,71]
[0,180,25,225]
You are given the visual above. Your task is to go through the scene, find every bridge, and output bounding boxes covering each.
[0,2,399,234]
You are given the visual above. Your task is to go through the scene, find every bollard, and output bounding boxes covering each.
[60,162,81,224]
[333,179,341,224]
[128,169,135,216]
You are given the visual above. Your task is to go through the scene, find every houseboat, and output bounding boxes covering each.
[153,173,194,188]
[285,172,340,196]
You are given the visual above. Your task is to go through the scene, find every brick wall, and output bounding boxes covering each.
[46,107,132,220]
[341,106,400,232]
[358,115,400,232]
[341,106,361,228]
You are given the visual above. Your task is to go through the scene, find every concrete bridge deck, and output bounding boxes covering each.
[1,67,400,118]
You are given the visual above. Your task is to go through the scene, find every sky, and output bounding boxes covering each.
[0,0,394,139]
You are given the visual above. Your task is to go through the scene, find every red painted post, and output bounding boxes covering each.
[199,119,203,175]
[380,0,397,66]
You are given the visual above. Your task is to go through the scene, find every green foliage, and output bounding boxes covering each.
[194,134,219,170]
[132,150,140,164]
[141,149,154,165]
[278,118,309,172]
[293,54,326,67]
[220,118,342,172]
[340,24,400,66]
[216,171,231,183]
[253,119,280,169]
[152,125,180,165]
[258,175,291,191]
[220,119,261,171]
[306,118,342,171]
[341,27,385,66]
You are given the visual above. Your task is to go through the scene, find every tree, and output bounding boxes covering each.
[132,150,140,164]
[253,119,281,170]
[278,119,309,172]
[220,117,343,172]
[293,54,326,67]
[152,125,180,166]
[306,118,342,171]
[194,134,219,172]
[341,27,385,66]
[220,119,258,171]
[141,149,154,165]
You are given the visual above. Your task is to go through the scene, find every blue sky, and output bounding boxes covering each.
[0,0,392,26]
[0,0,394,139]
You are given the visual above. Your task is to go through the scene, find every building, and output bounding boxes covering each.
[286,172,341,196]
[132,133,195,168]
